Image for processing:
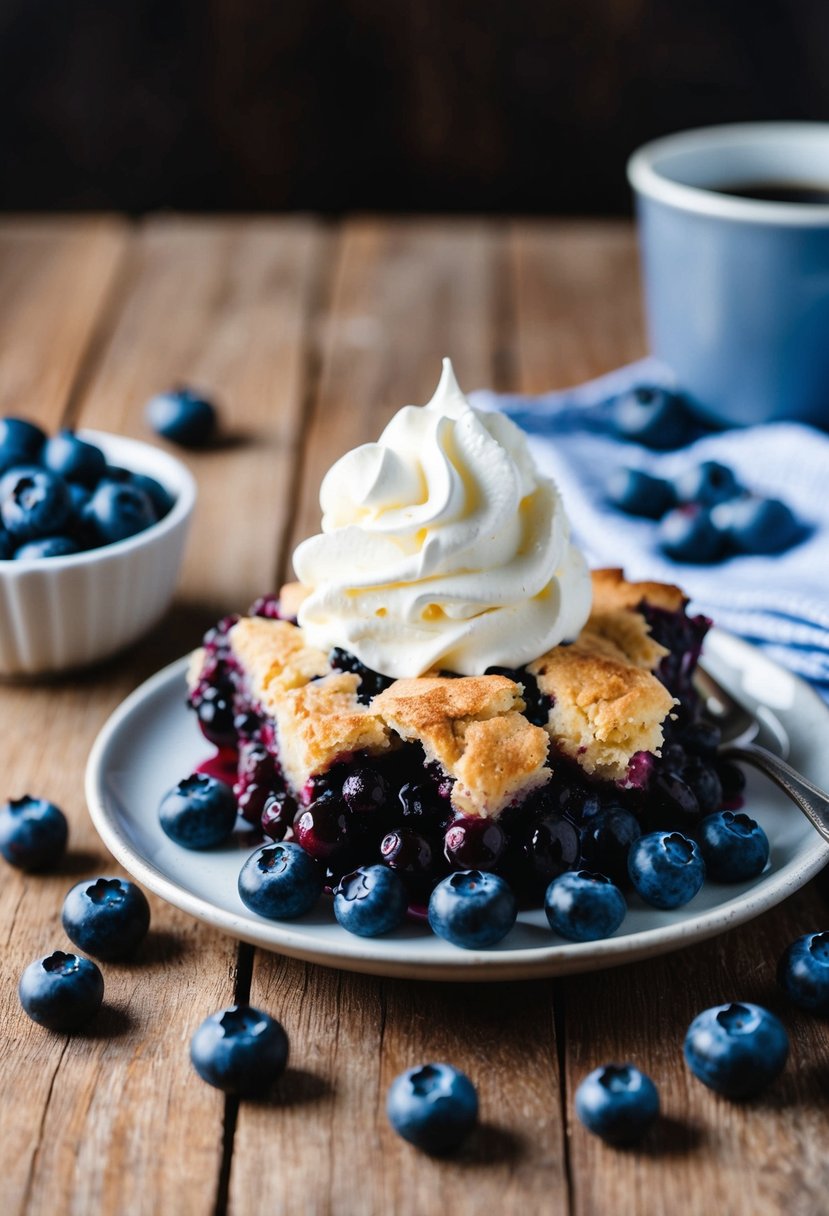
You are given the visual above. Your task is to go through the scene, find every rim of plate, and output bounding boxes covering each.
[85,632,829,982]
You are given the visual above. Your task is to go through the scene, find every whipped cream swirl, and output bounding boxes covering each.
[292,359,591,677]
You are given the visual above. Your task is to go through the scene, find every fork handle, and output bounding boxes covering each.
[722,744,829,846]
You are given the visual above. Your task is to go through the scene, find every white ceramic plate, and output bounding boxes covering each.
[85,629,829,981]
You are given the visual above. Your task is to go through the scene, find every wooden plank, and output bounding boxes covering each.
[510,220,829,1216]
[0,217,326,1216]
[231,217,569,1216]
[0,217,126,421]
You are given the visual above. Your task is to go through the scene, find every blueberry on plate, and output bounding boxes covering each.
[579,804,641,887]
[684,1002,789,1098]
[673,460,742,506]
[333,865,408,937]
[777,932,829,1016]
[15,536,80,560]
[628,831,705,909]
[658,504,724,563]
[443,816,506,870]
[606,467,675,519]
[42,430,106,487]
[145,387,217,448]
[0,795,68,870]
[62,876,151,960]
[698,811,769,882]
[83,481,157,545]
[1,468,71,541]
[710,495,802,556]
[611,385,694,450]
[427,870,517,949]
[190,1004,289,1096]
[575,1064,659,1144]
[545,871,627,942]
[238,842,323,919]
[158,773,237,849]
[0,417,46,466]
[19,950,104,1032]
[386,1063,478,1154]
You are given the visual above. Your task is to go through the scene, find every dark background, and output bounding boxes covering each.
[2,0,828,215]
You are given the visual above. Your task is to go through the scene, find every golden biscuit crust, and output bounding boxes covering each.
[590,567,686,615]
[230,618,329,699]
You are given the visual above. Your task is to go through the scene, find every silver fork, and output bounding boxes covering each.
[695,665,829,846]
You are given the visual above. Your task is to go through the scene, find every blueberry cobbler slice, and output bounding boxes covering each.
[185,567,732,907]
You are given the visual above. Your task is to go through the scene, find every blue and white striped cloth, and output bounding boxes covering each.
[471,358,829,700]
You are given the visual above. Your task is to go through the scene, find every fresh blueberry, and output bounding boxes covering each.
[145,387,217,448]
[443,817,506,871]
[710,495,802,556]
[62,876,151,960]
[579,805,641,887]
[190,1004,289,1096]
[127,472,175,519]
[158,773,237,849]
[606,467,675,519]
[658,504,724,563]
[777,932,829,1016]
[82,481,157,545]
[0,795,68,870]
[575,1064,659,1144]
[628,831,705,909]
[42,430,106,487]
[673,461,742,506]
[333,865,408,937]
[545,871,626,942]
[684,1002,789,1098]
[19,950,104,1032]
[238,841,323,919]
[15,536,80,560]
[428,870,516,949]
[386,1063,478,1154]
[611,385,694,449]
[1,468,71,541]
[698,811,769,882]
[0,417,46,466]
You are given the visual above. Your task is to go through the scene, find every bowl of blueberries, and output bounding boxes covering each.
[0,417,196,676]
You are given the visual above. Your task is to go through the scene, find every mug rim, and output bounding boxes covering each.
[627,121,829,226]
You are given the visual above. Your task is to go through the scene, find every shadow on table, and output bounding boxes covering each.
[250,1067,333,1110]
[458,1122,524,1166]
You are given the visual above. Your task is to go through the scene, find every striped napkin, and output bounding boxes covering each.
[471,358,829,700]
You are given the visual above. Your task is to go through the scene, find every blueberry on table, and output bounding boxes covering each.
[611,385,694,449]
[628,831,705,909]
[698,811,769,882]
[673,460,742,506]
[545,871,627,942]
[145,387,218,448]
[15,536,81,560]
[658,504,724,563]
[333,865,408,937]
[19,951,104,1032]
[238,841,323,919]
[386,1063,478,1154]
[0,795,68,870]
[777,932,829,1016]
[606,467,675,519]
[159,773,237,849]
[62,876,151,960]
[427,870,517,949]
[0,417,46,466]
[42,430,106,487]
[575,1064,659,1144]
[190,1004,289,1097]
[710,495,802,555]
[1,468,71,541]
[82,481,157,545]
[684,1002,789,1098]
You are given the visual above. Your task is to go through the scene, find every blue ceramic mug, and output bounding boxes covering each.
[628,123,829,428]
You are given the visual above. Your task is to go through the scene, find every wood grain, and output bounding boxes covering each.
[0,217,327,1216]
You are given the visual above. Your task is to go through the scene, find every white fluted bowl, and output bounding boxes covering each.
[0,430,196,676]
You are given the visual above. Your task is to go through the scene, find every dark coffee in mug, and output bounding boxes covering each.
[713,180,829,204]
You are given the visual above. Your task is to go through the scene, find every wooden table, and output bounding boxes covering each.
[1,217,827,1216]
